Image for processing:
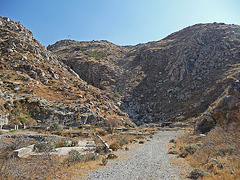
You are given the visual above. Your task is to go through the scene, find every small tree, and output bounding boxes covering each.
[19,117,26,125]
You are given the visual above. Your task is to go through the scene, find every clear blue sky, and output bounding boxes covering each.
[1,0,240,46]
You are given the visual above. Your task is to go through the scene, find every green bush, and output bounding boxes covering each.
[66,150,82,162]
[55,140,68,148]
[188,169,207,179]
[71,140,78,147]
[34,142,55,152]
[66,151,99,164]
[119,138,128,147]
[114,92,121,99]
[185,144,199,154]
[50,122,62,131]
[216,146,236,156]
[169,150,179,154]
[85,51,107,60]
[84,153,99,162]
[102,157,108,166]
[179,152,187,158]
[169,139,176,143]
[19,117,26,124]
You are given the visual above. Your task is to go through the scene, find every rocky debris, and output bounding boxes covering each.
[194,115,216,133]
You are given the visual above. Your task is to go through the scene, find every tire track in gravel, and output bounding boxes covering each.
[84,131,182,180]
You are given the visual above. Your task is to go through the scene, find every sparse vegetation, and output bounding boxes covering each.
[114,91,121,99]
[34,141,56,152]
[102,157,108,166]
[109,142,119,151]
[50,122,62,131]
[85,51,107,60]
[173,122,240,179]
[18,117,26,124]
[169,150,179,154]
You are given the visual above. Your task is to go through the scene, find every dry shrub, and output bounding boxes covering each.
[0,136,33,160]
[0,156,60,180]
[119,138,128,147]
[97,130,108,136]
[175,121,240,179]
[105,118,120,134]
[109,142,119,151]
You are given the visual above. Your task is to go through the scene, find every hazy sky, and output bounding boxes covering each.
[1,0,240,46]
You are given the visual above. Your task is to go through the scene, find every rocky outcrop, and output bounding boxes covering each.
[47,40,130,91]
[195,80,240,133]
[2,15,240,127]
[49,23,240,124]
[0,16,134,128]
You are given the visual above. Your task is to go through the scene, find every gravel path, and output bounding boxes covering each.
[84,131,181,180]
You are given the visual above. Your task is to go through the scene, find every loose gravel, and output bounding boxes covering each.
[84,131,182,180]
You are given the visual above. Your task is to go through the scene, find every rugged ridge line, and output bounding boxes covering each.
[0,16,134,128]
[49,22,240,125]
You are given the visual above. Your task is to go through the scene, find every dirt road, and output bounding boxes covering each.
[84,131,182,180]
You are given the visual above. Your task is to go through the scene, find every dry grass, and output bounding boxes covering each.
[0,128,143,179]
[173,122,240,179]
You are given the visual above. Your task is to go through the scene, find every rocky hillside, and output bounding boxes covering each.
[0,16,134,128]
[49,23,240,125]
[47,40,130,91]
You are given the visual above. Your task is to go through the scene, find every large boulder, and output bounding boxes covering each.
[195,116,216,133]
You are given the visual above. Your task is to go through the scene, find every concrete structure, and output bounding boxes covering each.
[15,140,96,158]
[13,145,34,158]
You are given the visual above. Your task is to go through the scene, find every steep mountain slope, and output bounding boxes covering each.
[47,40,130,91]
[49,23,240,125]
[123,23,240,124]
[0,16,133,127]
